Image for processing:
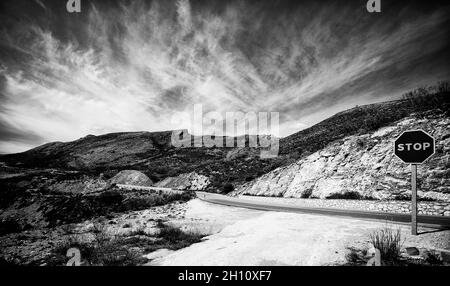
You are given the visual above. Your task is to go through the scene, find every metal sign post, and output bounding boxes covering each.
[411,164,417,235]
[394,130,435,236]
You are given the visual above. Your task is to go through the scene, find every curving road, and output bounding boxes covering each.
[195,192,450,229]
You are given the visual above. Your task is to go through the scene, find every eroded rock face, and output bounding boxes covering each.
[109,170,153,186]
[155,172,210,190]
[236,114,450,202]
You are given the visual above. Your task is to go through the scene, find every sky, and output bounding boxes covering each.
[0,0,449,153]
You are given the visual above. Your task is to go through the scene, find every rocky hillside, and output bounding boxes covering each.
[154,172,210,191]
[1,84,449,191]
[234,112,450,202]
[0,131,283,190]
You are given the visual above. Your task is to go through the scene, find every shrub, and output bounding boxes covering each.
[102,169,119,179]
[245,176,254,182]
[98,190,123,205]
[300,188,313,198]
[327,191,362,200]
[393,193,411,201]
[0,218,23,236]
[369,227,403,265]
[222,183,234,194]
[149,221,205,251]
[50,225,145,266]
[424,250,443,265]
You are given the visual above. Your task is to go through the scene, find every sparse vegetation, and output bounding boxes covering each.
[393,193,436,202]
[369,227,403,265]
[344,226,441,266]
[156,221,204,247]
[222,183,234,194]
[424,250,444,266]
[1,185,196,229]
[327,191,362,200]
[280,81,449,158]
[0,217,25,236]
[50,226,146,266]
[326,191,374,200]
[128,225,147,236]
[300,188,313,198]
[44,220,205,266]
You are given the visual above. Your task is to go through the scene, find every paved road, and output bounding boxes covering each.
[196,192,450,229]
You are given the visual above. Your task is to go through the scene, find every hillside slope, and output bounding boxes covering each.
[235,112,450,202]
[1,86,448,190]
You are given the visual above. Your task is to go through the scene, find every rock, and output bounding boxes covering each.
[367,245,376,257]
[109,170,153,186]
[405,247,420,256]
[155,172,210,191]
[236,116,450,203]
[143,248,175,261]
[313,177,347,199]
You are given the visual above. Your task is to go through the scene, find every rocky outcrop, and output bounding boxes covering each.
[235,113,450,202]
[48,177,109,194]
[109,170,153,186]
[155,172,210,190]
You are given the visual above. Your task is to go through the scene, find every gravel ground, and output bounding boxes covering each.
[0,201,189,265]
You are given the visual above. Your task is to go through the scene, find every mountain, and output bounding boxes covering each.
[1,84,449,191]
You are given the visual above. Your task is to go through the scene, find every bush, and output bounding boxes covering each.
[327,191,362,200]
[98,190,123,205]
[222,183,234,194]
[369,227,403,265]
[0,218,23,236]
[424,250,443,266]
[102,169,119,179]
[245,176,254,182]
[50,224,145,266]
[145,221,205,251]
[393,193,411,201]
[300,188,313,198]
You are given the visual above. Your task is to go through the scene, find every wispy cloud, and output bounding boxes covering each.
[0,0,449,153]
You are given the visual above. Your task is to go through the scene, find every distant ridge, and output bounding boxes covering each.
[1,84,448,189]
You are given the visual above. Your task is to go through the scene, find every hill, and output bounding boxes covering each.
[1,83,449,190]
[236,111,450,203]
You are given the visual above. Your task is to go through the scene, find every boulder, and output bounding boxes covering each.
[109,170,153,186]
[405,247,420,256]
[155,172,210,191]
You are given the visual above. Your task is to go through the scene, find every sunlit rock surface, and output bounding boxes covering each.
[235,114,450,202]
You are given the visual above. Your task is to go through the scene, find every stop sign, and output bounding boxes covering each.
[394,130,435,164]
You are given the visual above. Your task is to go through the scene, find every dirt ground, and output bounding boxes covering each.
[148,199,450,266]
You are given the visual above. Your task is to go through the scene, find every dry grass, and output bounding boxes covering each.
[369,227,403,265]
[47,221,205,266]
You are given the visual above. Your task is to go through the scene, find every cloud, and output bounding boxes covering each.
[33,0,47,11]
[0,0,449,153]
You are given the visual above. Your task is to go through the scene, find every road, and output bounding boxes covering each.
[116,184,184,194]
[195,191,450,229]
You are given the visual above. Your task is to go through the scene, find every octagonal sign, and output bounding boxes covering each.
[394,130,435,164]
